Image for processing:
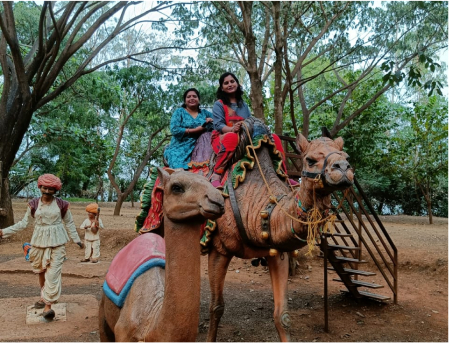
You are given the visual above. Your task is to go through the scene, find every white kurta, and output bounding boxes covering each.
[2,199,81,247]
[80,218,104,241]
[80,218,104,259]
[2,198,81,304]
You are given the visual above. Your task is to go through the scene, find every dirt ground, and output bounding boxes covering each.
[0,199,447,342]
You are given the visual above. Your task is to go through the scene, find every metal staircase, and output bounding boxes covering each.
[279,133,398,331]
[320,178,398,304]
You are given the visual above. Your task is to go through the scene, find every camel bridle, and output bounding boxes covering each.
[301,151,347,185]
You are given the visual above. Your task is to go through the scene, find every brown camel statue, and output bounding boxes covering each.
[206,132,354,342]
[99,168,224,342]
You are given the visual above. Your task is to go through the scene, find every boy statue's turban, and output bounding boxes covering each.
[37,174,62,191]
[86,203,98,214]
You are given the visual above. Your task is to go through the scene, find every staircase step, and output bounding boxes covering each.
[317,255,367,263]
[333,278,384,288]
[341,290,391,301]
[327,244,360,251]
[323,232,353,237]
[328,267,376,276]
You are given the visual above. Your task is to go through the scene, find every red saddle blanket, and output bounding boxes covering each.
[105,233,166,295]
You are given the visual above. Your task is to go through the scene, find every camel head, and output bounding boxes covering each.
[296,134,354,193]
[157,167,225,223]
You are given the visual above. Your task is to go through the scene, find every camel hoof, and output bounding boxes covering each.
[281,312,292,328]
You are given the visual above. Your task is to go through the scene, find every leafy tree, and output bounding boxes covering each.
[179,1,447,138]
[104,66,171,215]
[391,96,448,223]
[0,1,192,227]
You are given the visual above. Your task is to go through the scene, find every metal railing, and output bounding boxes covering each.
[278,135,398,303]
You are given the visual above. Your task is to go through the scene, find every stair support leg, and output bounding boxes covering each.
[322,234,329,333]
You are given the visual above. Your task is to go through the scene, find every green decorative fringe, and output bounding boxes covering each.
[200,135,287,252]
[231,134,287,189]
[200,219,217,255]
[134,167,159,232]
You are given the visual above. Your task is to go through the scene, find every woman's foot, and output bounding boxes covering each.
[211,179,223,190]
[210,174,223,189]
[91,259,98,263]
[80,258,90,263]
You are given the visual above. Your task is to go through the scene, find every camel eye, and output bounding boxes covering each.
[171,183,184,194]
[306,157,317,167]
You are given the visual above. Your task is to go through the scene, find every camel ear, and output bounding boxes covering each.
[164,168,176,175]
[157,167,171,187]
[296,133,309,154]
[334,137,344,151]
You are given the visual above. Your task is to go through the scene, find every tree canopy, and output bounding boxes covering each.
[1,1,447,223]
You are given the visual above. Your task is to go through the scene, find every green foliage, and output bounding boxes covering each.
[390,96,448,216]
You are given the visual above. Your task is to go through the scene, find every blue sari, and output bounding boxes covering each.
[164,107,213,169]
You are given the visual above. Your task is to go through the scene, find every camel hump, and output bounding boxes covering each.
[105,233,166,297]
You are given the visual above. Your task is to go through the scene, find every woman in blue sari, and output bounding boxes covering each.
[164,88,213,169]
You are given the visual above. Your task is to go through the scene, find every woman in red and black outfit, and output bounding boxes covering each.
[210,72,292,188]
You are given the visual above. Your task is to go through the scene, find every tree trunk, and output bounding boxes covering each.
[426,198,433,225]
[377,201,384,214]
[297,69,310,139]
[0,178,14,228]
[248,71,265,120]
[131,189,134,208]
[238,2,265,120]
[272,2,284,135]
[113,193,126,216]
[108,182,113,202]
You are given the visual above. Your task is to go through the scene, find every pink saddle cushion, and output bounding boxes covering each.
[106,233,165,294]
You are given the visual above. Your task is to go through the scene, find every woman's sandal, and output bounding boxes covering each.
[42,309,55,320]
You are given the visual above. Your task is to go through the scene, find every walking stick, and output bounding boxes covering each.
[91,207,101,234]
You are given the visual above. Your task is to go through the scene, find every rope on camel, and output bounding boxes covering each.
[241,122,346,255]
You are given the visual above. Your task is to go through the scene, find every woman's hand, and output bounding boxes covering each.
[77,241,85,249]
[205,118,213,123]
[232,122,242,133]
[187,126,206,136]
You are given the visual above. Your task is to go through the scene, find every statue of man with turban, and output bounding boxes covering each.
[0,173,84,321]
[80,203,104,263]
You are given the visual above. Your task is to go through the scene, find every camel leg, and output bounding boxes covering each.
[206,249,232,342]
[99,293,116,342]
[267,254,291,342]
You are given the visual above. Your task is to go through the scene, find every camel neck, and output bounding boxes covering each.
[155,219,202,341]
[297,180,331,212]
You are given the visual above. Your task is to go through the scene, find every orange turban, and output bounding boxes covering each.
[86,203,98,214]
[37,174,62,191]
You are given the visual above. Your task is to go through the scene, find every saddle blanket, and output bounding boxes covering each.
[103,233,166,307]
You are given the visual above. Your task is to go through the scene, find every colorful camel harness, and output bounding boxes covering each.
[226,136,344,252]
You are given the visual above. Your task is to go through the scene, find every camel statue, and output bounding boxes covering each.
[99,168,224,342]
[206,129,354,342]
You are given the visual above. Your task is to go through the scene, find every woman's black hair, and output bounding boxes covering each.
[181,88,201,111]
[216,72,244,106]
